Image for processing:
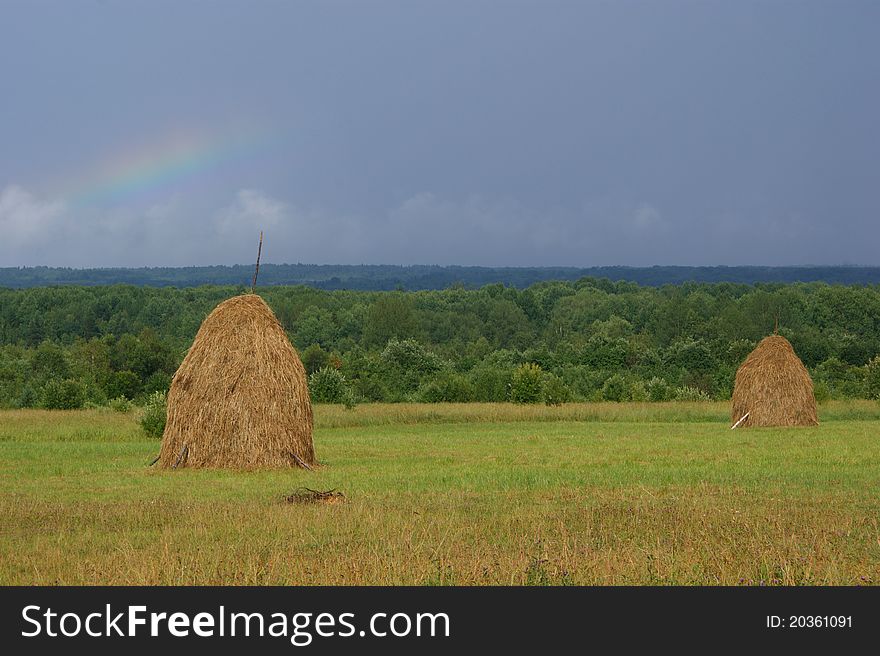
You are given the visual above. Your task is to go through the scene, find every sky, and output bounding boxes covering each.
[1,0,878,268]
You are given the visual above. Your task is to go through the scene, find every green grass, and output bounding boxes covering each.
[1,402,879,585]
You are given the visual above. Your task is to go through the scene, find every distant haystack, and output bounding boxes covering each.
[731,335,818,428]
[159,294,315,469]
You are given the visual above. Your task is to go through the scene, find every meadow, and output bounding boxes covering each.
[1,401,879,585]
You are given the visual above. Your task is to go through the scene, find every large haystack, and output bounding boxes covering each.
[731,334,818,427]
[158,294,315,469]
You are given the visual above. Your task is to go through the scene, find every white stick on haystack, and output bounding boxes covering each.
[730,412,750,430]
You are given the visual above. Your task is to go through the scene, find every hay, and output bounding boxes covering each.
[285,488,346,505]
[158,294,315,469]
[731,334,818,427]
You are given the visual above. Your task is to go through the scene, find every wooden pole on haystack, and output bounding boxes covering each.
[251,231,263,292]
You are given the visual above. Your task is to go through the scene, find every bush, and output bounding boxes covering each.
[558,365,604,400]
[309,366,349,404]
[813,380,831,404]
[814,357,866,399]
[726,339,755,366]
[301,344,331,374]
[628,379,648,402]
[646,377,672,402]
[142,371,171,395]
[543,374,571,406]
[31,341,69,380]
[16,384,38,409]
[108,396,132,412]
[866,356,880,400]
[81,381,107,407]
[664,338,716,373]
[601,374,628,402]
[710,364,736,401]
[582,336,629,369]
[510,363,543,403]
[673,386,711,402]
[381,338,443,374]
[139,390,167,438]
[469,365,512,402]
[104,369,141,400]
[341,388,358,410]
[419,372,474,402]
[40,379,86,410]
[353,374,389,403]
[380,338,444,394]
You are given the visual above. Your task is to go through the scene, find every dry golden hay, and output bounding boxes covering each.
[731,334,818,428]
[158,294,315,469]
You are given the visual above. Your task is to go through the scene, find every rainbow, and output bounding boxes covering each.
[61,127,274,207]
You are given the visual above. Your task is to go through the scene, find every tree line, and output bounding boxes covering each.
[4,264,880,290]
[1,278,879,409]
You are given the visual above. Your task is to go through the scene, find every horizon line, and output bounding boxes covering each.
[2,263,879,271]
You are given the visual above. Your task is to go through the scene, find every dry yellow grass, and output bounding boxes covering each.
[3,486,876,585]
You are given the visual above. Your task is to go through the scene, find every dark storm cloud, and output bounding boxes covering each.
[1,1,878,266]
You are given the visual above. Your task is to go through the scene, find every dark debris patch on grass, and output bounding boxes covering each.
[284,488,347,505]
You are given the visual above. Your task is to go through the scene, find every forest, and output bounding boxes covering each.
[1,278,879,409]
[4,264,880,290]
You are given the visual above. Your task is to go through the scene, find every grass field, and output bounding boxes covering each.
[2,401,879,585]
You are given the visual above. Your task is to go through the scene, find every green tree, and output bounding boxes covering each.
[31,341,69,381]
[40,379,86,409]
[814,357,866,399]
[140,391,167,438]
[301,344,331,374]
[143,371,171,395]
[294,307,338,349]
[601,374,628,402]
[104,370,141,400]
[646,377,672,401]
[867,356,880,399]
[419,371,474,402]
[309,367,349,403]
[379,338,443,396]
[673,386,711,401]
[484,299,533,349]
[469,365,512,402]
[363,295,417,347]
[510,363,543,403]
[543,374,571,406]
[664,338,716,373]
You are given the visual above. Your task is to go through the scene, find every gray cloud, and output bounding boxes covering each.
[0,1,878,267]
[0,186,66,250]
[0,185,855,268]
